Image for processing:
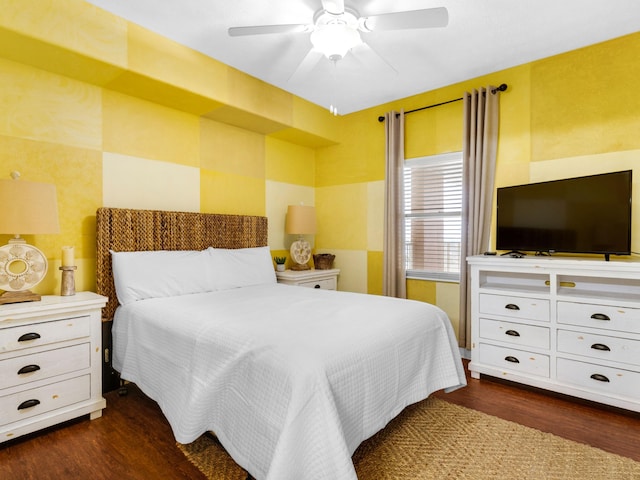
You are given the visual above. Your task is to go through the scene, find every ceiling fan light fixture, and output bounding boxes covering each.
[310,19,361,60]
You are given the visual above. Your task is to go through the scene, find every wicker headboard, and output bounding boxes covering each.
[96,207,269,321]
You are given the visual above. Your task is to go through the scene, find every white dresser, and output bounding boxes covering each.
[0,292,107,442]
[275,269,340,290]
[468,255,640,412]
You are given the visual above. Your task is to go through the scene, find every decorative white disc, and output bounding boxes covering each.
[290,239,312,266]
[0,243,48,291]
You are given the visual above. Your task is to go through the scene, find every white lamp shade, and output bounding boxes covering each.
[0,178,60,235]
[285,205,317,235]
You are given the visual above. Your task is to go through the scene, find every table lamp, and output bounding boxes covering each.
[0,172,60,304]
[285,205,316,271]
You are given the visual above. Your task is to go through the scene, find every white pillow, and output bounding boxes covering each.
[111,249,214,305]
[208,246,276,290]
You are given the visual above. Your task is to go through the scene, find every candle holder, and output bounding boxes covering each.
[60,266,77,296]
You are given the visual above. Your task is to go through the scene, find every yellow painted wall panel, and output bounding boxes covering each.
[323,249,367,293]
[201,170,265,216]
[367,250,383,295]
[125,23,228,103]
[0,59,102,150]
[200,119,265,178]
[407,279,436,305]
[0,0,128,68]
[265,137,315,186]
[315,113,385,187]
[436,282,461,339]
[316,183,367,250]
[103,152,200,212]
[531,32,640,161]
[227,69,293,126]
[102,90,199,166]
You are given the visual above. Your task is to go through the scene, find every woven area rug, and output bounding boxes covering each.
[177,397,640,479]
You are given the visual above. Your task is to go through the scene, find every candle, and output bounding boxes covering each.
[61,246,75,267]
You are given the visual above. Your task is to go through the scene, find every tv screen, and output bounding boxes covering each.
[496,170,632,258]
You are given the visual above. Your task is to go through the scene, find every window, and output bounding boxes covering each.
[403,152,462,282]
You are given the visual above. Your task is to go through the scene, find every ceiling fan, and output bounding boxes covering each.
[228,0,449,114]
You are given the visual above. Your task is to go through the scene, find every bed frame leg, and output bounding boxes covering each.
[118,379,128,396]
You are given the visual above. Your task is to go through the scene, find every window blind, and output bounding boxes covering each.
[404,152,462,282]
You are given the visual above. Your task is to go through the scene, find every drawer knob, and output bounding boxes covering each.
[590,373,610,383]
[590,343,611,352]
[314,284,321,288]
[504,356,520,364]
[17,364,41,375]
[18,332,41,342]
[17,399,41,410]
[505,304,520,311]
[590,313,610,321]
[505,330,520,337]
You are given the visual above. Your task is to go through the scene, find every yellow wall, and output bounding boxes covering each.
[2,0,639,343]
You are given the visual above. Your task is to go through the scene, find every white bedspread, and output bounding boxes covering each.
[113,283,466,480]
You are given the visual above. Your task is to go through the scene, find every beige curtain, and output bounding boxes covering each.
[459,87,500,349]
[383,110,407,298]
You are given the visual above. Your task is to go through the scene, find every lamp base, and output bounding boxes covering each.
[290,263,310,271]
[0,290,41,305]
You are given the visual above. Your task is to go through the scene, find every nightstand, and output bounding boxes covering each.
[0,292,107,443]
[275,268,340,290]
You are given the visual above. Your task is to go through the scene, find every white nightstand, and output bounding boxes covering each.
[0,292,107,443]
[276,269,340,290]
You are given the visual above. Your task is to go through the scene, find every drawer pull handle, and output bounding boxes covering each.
[314,284,321,289]
[591,343,611,352]
[590,313,610,321]
[504,356,520,364]
[505,330,520,337]
[17,364,41,375]
[17,399,41,410]
[505,304,520,311]
[590,373,610,383]
[18,332,41,342]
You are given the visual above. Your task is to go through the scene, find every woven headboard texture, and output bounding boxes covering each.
[96,207,268,321]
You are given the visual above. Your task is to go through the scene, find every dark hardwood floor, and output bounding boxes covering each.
[2,360,639,479]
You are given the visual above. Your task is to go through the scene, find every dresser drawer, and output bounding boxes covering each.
[0,343,90,390]
[297,278,337,290]
[0,375,90,425]
[478,343,550,377]
[479,294,550,322]
[557,302,640,335]
[557,357,640,399]
[557,330,640,367]
[479,318,550,349]
[0,316,90,353]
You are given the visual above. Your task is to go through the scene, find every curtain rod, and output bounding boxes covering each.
[377,83,508,122]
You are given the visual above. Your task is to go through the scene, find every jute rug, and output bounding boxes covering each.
[178,397,640,479]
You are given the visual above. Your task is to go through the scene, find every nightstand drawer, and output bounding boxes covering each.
[0,375,90,425]
[479,318,550,349]
[479,294,550,322]
[0,343,91,389]
[557,330,640,367]
[0,316,90,353]
[478,343,550,377]
[557,357,640,399]
[298,278,337,290]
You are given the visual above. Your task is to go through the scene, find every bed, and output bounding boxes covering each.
[96,207,466,480]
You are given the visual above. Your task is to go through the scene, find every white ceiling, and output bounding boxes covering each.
[84,0,640,115]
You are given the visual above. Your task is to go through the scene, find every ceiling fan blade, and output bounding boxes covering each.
[362,7,448,31]
[288,49,324,83]
[321,0,345,15]
[228,24,308,37]
[351,42,398,75]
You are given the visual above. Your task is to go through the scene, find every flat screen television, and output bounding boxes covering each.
[496,170,632,260]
